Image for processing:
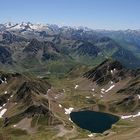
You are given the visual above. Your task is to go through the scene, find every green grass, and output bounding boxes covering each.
[116,120,131,126]
[31,116,49,127]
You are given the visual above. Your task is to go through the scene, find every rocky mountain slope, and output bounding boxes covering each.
[0,71,61,130]
[83,59,140,113]
[0,60,140,139]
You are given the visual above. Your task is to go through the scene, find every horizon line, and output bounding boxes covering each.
[1,21,140,31]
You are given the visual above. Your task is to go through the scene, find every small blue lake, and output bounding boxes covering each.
[70,110,119,133]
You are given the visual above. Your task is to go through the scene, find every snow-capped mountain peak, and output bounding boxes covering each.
[2,22,49,32]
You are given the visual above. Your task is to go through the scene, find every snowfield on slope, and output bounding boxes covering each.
[121,112,140,119]
[64,108,74,114]
[0,108,7,118]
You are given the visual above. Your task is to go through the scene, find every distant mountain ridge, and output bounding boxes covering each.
[0,22,140,74]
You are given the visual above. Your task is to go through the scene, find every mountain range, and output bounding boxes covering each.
[0,22,140,140]
[1,22,140,74]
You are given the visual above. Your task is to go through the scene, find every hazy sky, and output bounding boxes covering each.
[0,0,140,30]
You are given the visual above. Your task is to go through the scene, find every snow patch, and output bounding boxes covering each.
[0,108,7,118]
[111,70,113,74]
[0,77,7,84]
[75,85,79,89]
[137,95,140,99]
[4,91,7,94]
[86,96,90,99]
[30,23,47,31]
[101,88,105,94]
[111,69,116,75]
[13,125,17,128]
[100,95,103,98]
[111,81,113,84]
[101,91,105,94]
[88,134,94,137]
[92,88,95,91]
[121,115,132,119]
[3,104,6,107]
[59,104,62,108]
[101,88,105,91]
[37,76,43,79]
[64,107,74,114]
[4,80,7,84]
[105,85,115,92]
[133,112,140,118]
[10,95,13,98]
[69,117,73,122]
[121,112,140,119]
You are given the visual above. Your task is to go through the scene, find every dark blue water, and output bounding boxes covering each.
[70,110,119,133]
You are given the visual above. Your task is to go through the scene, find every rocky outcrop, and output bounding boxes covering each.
[83,59,128,85]
[76,42,99,57]
[0,45,13,64]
